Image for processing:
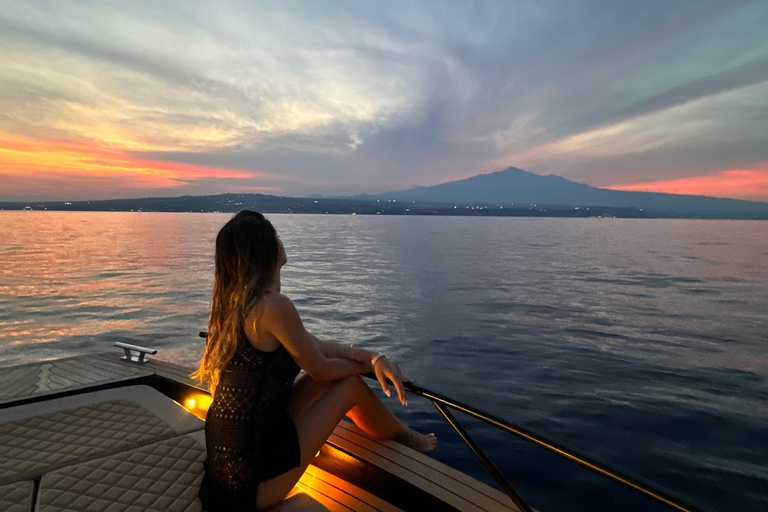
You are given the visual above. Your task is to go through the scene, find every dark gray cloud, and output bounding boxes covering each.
[597,56,768,131]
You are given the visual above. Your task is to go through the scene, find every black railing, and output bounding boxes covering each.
[377,376,705,512]
[430,399,533,512]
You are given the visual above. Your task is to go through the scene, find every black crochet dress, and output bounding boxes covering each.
[199,332,302,512]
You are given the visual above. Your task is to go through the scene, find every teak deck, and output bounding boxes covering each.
[0,352,519,512]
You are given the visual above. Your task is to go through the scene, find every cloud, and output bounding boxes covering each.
[0,131,269,200]
[599,55,768,129]
[605,165,768,201]
[0,3,422,155]
[493,80,768,186]
[0,1,767,199]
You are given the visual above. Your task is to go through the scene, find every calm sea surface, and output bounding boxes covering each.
[1,211,766,511]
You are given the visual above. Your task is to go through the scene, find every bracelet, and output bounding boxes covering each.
[371,353,386,368]
[349,343,356,360]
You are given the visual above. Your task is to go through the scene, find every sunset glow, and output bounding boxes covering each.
[0,131,265,198]
[0,2,766,200]
[605,167,768,201]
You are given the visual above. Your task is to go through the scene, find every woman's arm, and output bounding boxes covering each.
[260,293,371,382]
[311,334,376,364]
[309,334,409,405]
[261,293,408,404]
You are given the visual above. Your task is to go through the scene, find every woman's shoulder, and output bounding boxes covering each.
[260,291,293,311]
[244,293,299,350]
[251,292,307,345]
[256,292,301,324]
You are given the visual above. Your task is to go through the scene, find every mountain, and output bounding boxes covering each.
[367,167,768,218]
[2,168,766,219]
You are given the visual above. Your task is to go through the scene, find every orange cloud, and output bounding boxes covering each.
[605,165,768,201]
[0,131,263,197]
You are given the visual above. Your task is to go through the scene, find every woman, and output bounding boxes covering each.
[194,210,437,511]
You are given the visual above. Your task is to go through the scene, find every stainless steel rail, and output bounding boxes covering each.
[390,377,705,512]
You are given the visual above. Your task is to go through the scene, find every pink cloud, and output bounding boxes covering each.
[605,165,768,201]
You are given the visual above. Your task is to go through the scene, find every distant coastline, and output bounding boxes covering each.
[1,192,766,219]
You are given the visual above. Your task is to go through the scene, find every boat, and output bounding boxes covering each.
[0,341,703,512]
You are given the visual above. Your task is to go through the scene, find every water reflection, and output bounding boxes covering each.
[0,211,220,366]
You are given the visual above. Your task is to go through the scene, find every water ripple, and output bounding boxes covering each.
[0,212,766,511]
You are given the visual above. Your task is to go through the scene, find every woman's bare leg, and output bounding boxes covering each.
[256,375,430,510]
[286,372,330,419]
[344,381,436,452]
[288,373,403,438]
[344,379,406,439]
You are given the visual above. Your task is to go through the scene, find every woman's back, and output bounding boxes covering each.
[199,331,302,511]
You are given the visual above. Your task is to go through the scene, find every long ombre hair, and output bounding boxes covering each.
[192,211,280,394]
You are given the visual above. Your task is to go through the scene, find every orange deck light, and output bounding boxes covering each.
[183,393,213,419]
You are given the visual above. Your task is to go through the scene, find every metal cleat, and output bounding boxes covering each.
[114,342,157,363]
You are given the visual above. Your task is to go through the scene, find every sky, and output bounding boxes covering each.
[1,1,767,201]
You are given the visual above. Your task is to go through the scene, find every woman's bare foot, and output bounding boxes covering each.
[393,427,438,453]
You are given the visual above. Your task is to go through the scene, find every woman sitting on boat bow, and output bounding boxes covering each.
[193,210,437,511]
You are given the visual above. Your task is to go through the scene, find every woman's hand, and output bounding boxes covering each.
[373,357,410,406]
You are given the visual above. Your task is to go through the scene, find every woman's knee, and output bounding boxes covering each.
[333,374,366,398]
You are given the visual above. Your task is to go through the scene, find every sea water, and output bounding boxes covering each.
[1,211,766,511]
